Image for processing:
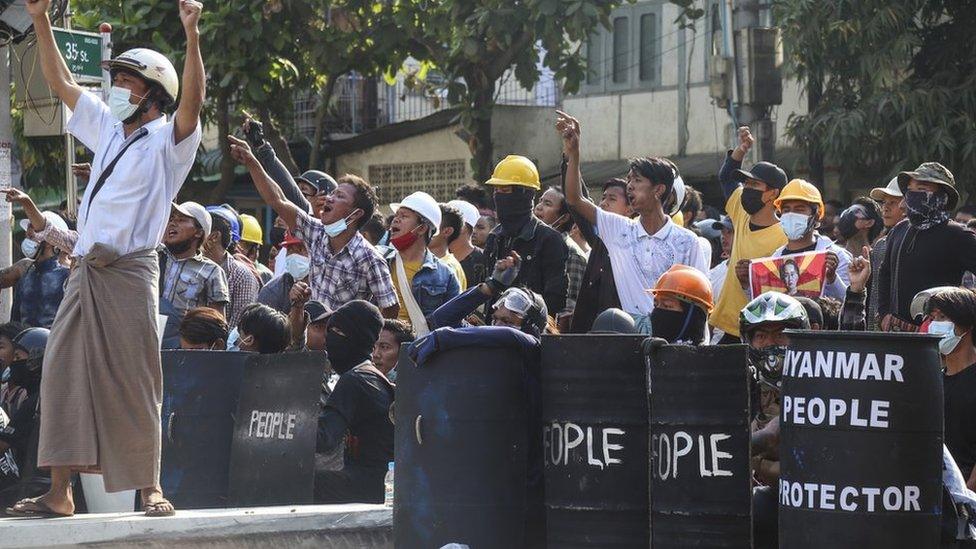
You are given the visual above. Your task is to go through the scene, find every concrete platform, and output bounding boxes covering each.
[0,504,392,548]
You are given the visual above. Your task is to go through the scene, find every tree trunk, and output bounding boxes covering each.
[209,89,236,203]
[257,106,300,174]
[807,71,825,190]
[468,80,494,184]
[308,75,341,170]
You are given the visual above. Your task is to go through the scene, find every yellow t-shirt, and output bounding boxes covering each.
[710,187,788,336]
[393,260,423,323]
[440,253,467,291]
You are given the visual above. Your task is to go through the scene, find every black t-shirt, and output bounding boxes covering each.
[778,242,818,256]
[945,364,976,478]
[458,247,486,286]
[325,365,394,469]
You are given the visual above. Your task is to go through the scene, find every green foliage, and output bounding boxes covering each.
[775,0,976,193]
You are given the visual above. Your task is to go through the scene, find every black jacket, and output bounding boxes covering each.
[878,219,976,324]
[482,216,569,315]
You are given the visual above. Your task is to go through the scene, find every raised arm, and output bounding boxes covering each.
[555,111,597,226]
[718,126,754,199]
[244,119,312,213]
[174,0,205,144]
[26,0,82,110]
[228,135,301,230]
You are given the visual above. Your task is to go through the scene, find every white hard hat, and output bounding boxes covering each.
[172,201,212,239]
[447,199,481,228]
[391,192,442,235]
[668,174,687,216]
[21,211,69,238]
[102,48,179,103]
[870,176,903,201]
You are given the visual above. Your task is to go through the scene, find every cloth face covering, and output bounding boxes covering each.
[494,188,535,236]
[740,188,767,215]
[326,300,383,374]
[650,303,706,344]
[904,190,949,230]
[390,227,420,252]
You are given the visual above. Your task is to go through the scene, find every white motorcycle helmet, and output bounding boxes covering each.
[102,48,179,104]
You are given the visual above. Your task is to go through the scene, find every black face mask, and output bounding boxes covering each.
[325,300,383,374]
[326,330,368,375]
[740,188,767,215]
[8,358,40,390]
[269,227,287,248]
[650,305,706,344]
[494,188,535,236]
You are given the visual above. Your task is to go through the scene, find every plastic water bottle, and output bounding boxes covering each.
[384,461,395,507]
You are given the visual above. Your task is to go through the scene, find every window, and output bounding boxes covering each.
[639,13,657,82]
[612,17,629,84]
[586,34,602,85]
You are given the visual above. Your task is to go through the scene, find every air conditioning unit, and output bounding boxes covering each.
[709,55,734,108]
[734,27,783,106]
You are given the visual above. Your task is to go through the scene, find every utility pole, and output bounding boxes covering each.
[732,0,779,164]
[0,46,12,321]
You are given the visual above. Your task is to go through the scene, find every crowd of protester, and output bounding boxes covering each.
[0,87,975,540]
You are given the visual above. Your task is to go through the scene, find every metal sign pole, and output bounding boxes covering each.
[64,3,76,217]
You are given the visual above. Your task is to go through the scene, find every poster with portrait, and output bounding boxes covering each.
[749,251,828,299]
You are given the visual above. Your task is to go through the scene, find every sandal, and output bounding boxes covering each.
[143,499,176,517]
[5,497,73,518]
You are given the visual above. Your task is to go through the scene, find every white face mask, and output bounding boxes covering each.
[108,86,145,122]
[779,212,813,241]
[285,254,310,280]
[928,320,966,356]
[21,238,39,259]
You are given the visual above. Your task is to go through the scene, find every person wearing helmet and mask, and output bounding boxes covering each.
[879,163,976,333]
[710,127,790,344]
[647,265,714,345]
[0,328,50,510]
[381,191,461,335]
[12,212,70,328]
[481,154,569,317]
[739,292,809,549]
[445,200,486,286]
[771,179,851,300]
[557,112,707,333]
[3,0,206,518]
[240,117,337,218]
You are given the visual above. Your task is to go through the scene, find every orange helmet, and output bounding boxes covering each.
[648,264,714,313]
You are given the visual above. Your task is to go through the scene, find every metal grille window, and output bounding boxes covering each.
[368,160,468,204]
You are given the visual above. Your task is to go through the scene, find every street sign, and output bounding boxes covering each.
[53,28,102,83]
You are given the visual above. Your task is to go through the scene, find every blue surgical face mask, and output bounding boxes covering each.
[285,254,310,280]
[109,86,145,123]
[779,212,813,241]
[928,320,967,356]
[21,238,39,259]
[323,210,359,238]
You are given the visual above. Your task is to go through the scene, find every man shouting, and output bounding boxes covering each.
[4,0,205,518]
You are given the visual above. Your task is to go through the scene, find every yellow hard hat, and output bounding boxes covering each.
[773,179,824,220]
[485,155,541,191]
[239,214,263,245]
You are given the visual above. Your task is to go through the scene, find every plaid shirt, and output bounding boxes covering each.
[219,252,261,328]
[563,234,588,315]
[294,211,397,311]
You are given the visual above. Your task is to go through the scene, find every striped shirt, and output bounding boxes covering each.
[293,210,397,311]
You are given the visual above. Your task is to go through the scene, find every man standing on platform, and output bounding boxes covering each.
[4,0,205,518]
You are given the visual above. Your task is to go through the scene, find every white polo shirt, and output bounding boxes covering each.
[596,208,709,315]
[68,90,202,257]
